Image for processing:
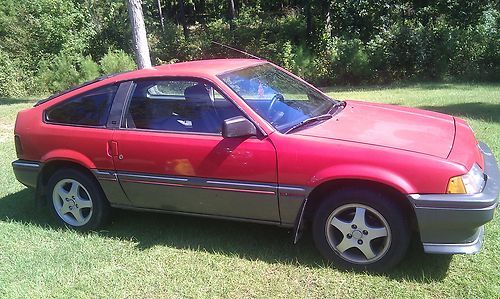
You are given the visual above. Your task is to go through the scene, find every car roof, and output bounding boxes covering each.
[110,58,266,82]
[35,59,266,106]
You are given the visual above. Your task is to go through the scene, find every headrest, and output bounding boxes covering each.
[184,84,213,104]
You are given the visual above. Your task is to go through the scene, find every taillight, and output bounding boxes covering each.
[14,135,23,158]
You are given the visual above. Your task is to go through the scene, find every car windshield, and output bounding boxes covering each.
[218,63,339,133]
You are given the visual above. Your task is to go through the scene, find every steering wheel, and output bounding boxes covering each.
[267,93,285,124]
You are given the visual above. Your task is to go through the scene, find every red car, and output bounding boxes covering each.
[12,59,499,271]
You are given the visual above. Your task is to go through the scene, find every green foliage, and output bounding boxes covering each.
[0,0,93,70]
[80,56,101,82]
[0,0,498,96]
[35,54,82,93]
[0,51,30,97]
[33,50,135,94]
[99,50,136,75]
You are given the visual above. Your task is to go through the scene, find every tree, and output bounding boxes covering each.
[179,0,189,39]
[228,0,236,30]
[305,0,313,42]
[322,0,332,37]
[126,0,152,69]
[157,0,165,31]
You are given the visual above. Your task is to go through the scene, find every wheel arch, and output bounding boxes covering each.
[36,159,100,208]
[41,149,96,169]
[294,178,418,242]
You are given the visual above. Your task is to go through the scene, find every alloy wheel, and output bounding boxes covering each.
[325,203,391,264]
[52,178,93,226]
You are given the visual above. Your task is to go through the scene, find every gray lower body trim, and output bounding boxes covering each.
[408,141,499,254]
[278,185,309,226]
[117,171,281,221]
[12,160,41,188]
[98,170,307,225]
[423,226,484,254]
[91,169,131,206]
[118,172,278,195]
[110,203,288,227]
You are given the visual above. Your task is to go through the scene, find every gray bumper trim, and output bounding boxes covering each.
[423,226,484,254]
[12,160,42,188]
[408,142,499,254]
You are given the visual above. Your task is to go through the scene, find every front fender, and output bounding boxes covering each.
[292,164,415,244]
[309,164,416,194]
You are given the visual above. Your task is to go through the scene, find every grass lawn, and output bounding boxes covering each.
[0,83,499,298]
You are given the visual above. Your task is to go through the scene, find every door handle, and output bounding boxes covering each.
[108,141,119,157]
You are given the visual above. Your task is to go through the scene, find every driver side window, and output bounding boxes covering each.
[123,79,242,134]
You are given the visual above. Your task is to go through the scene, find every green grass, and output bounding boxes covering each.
[1,83,499,298]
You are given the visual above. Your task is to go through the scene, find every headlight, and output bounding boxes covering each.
[447,163,485,194]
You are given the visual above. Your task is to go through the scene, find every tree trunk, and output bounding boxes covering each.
[323,0,332,37]
[126,0,152,69]
[305,0,313,41]
[325,10,331,36]
[199,0,206,17]
[157,0,165,31]
[228,0,236,31]
[179,0,189,39]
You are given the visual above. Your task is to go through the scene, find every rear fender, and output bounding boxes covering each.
[41,149,96,169]
[35,150,96,208]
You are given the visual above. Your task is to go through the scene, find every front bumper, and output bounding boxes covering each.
[12,160,41,188]
[408,142,499,254]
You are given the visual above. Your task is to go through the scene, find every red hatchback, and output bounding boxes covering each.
[12,59,499,271]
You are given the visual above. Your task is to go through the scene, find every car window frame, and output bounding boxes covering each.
[43,83,120,129]
[116,77,266,137]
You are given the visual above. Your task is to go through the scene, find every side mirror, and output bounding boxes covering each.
[222,116,257,138]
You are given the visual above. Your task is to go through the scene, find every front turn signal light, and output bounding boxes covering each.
[447,163,485,194]
[447,176,466,194]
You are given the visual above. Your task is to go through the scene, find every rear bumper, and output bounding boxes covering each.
[12,160,41,188]
[408,142,499,254]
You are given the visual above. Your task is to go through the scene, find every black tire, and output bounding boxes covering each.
[312,188,410,272]
[46,168,110,231]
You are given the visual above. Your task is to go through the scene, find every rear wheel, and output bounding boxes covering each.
[313,188,410,272]
[46,168,109,231]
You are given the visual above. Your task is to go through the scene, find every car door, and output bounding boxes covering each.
[111,78,279,222]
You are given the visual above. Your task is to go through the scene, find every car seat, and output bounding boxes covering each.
[184,84,221,133]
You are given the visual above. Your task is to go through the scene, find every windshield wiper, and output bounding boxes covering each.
[285,114,333,134]
[329,100,346,115]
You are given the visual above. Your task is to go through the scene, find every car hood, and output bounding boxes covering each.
[295,100,455,158]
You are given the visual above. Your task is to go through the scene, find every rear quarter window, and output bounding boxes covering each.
[45,85,118,126]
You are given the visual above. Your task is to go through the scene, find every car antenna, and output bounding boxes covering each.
[211,41,263,60]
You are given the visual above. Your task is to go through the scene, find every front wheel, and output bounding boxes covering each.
[313,189,410,272]
[46,168,110,231]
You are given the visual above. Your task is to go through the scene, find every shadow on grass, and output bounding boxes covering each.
[0,98,34,106]
[0,188,451,282]
[420,102,500,123]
